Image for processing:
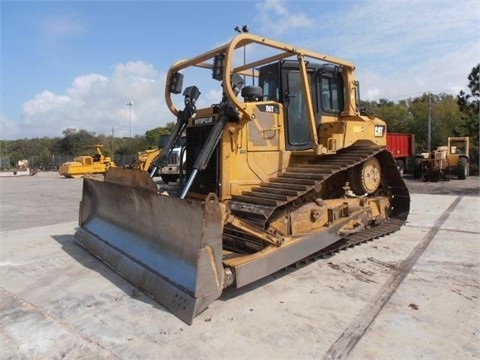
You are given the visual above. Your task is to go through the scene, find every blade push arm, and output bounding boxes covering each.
[150,86,200,177]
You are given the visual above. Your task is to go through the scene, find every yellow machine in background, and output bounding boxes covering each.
[130,134,186,182]
[446,136,470,179]
[58,145,115,178]
[415,136,470,181]
[0,159,37,177]
[74,33,410,324]
[131,148,161,173]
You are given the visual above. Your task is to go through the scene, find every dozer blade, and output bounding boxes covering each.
[74,168,224,325]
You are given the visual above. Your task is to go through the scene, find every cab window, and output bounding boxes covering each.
[319,70,344,114]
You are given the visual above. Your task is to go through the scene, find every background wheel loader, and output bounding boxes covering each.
[74,33,410,324]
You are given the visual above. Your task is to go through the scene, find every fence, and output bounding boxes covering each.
[0,156,10,168]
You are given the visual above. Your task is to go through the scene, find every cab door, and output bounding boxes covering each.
[283,69,315,151]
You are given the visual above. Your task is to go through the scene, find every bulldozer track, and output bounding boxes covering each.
[227,143,410,258]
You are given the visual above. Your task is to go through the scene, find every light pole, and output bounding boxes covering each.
[234,25,249,82]
[126,100,134,137]
[427,94,432,153]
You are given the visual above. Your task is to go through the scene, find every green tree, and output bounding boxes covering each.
[145,122,176,147]
[433,94,465,137]
[362,98,414,134]
[114,136,150,155]
[364,93,466,153]
[457,64,480,173]
[59,129,97,155]
[457,64,480,120]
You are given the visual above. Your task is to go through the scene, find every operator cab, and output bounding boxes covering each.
[257,61,344,151]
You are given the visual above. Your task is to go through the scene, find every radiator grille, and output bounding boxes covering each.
[167,151,179,165]
[186,124,219,195]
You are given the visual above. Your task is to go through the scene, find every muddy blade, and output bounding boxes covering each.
[74,169,224,325]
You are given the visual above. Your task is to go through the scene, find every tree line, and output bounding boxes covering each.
[0,123,176,169]
[2,64,478,171]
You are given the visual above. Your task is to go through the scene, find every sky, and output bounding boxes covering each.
[1,0,479,140]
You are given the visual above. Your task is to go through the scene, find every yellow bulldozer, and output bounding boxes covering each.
[58,144,116,178]
[74,33,410,324]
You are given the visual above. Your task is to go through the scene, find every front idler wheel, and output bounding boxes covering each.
[350,157,381,195]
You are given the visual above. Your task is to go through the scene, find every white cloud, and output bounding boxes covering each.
[11,61,169,139]
[273,0,478,100]
[67,74,109,99]
[358,41,478,101]
[255,0,315,36]
[40,15,86,38]
[200,89,224,108]
[22,91,72,117]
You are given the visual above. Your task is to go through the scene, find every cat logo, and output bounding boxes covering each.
[374,125,385,137]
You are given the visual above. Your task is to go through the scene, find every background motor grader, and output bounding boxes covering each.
[74,33,410,324]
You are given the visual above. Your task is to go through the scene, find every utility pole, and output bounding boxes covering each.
[427,94,431,153]
[126,101,134,138]
[111,127,115,156]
